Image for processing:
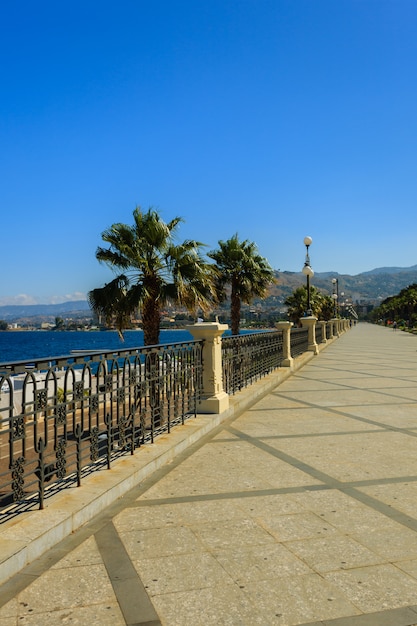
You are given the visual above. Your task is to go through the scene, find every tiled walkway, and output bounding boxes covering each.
[2,323,417,625]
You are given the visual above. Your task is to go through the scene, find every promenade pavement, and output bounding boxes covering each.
[2,323,417,625]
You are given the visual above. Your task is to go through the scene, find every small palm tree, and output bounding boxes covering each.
[89,207,217,345]
[208,234,276,335]
[372,283,417,327]
[285,286,334,324]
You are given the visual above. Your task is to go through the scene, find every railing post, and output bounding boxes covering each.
[186,322,229,414]
[300,316,319,354]
[328,319,334,339]
[331,318,339,337]
[275,321,294,368]
[319,321,327,343]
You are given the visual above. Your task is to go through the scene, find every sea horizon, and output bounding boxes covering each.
[0,329,193,365]
[0,327,259,365]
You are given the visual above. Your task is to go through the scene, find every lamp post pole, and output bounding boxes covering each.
[332,278,339,317]
[302,236,314,316]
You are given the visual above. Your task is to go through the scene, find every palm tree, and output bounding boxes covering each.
[285,286,334,324]
[208,234,276,335]
[372,283,417,327]
[89,207,217,345]
[319,292,336,321]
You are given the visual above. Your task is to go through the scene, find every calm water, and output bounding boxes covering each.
[0,330,194,364]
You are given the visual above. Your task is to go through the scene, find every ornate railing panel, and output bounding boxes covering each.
[326,323,333,339]
[290,327,309,357]
[0,340,202,516]
[315,324,323,344]
[222,331,283,395]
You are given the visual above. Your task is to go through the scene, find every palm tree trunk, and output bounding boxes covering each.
[142,297,161,346]
[231,291,241,336]
[142,295,162,427]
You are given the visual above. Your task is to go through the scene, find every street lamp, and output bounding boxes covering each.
[302,236,314,316]
[332,278,339,318]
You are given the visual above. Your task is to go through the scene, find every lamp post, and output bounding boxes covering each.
[332,278,339,317]
[302,236,314,316]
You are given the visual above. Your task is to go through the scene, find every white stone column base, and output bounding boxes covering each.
[198,392,229,414]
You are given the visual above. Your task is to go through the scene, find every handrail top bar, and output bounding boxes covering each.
[223,329,281,339]
[0,339,203,374]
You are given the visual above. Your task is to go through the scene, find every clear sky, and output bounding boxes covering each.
[1,0,417,305]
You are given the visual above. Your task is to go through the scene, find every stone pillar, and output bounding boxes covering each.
[186,322,229,414]
[319,321,327,343]
[301,316,319,354]
[275,321,293,368]
[331,318,339,337]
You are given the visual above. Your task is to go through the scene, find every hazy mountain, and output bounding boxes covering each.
[0,301,90,320]
[1,265,417,322]
[360,265,417,276]
[269,265,417,303]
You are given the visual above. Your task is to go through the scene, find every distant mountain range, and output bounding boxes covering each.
[270,265,417,303]
[1,265,417,321]
[360,265,417,276]
[0,300,90,321]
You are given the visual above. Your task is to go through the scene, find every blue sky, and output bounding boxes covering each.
[1,0,417,305]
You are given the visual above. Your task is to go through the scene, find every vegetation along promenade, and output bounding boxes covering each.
[3,322,417,624]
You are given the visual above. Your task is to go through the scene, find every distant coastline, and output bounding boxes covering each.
[2,263,417,324]
[0,329,190,364]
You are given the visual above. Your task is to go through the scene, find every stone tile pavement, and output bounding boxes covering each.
[2,323,417,624]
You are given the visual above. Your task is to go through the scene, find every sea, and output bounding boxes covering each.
[0,329,193,364]
[0,328,257,365]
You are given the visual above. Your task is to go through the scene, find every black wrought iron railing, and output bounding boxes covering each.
[0,321,342,520]
[0,340,203,516]
[222,331,283,395]
[315,324,323,344]
[290,327,309,357]
[326,323,333,339]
